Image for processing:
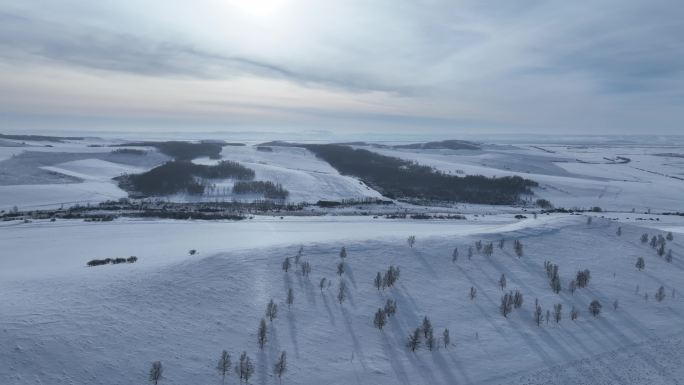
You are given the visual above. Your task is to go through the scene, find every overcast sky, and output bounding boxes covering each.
[1,0,682,138]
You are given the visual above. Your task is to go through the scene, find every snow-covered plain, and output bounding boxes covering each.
[1,214,683,384]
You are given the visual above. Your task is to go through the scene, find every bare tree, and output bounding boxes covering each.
[407,235,416,248]
[422,316,433,339]
[337,261,345,276]
[514,240,523,257]
[384,299,397,317]
[337,281,346,304]
[340,246,347,259]
[294,246,303,265]
[407,327,421,352]
[500,293,513,318]
[301,261,311,277]
[374,272,382,290]
[553,303,562,323]
[257,318,267,349]
[534,304,543,326]
[266,299,278,322]
[235,352,254,384]
[282,257,291,273]
[217,351,232,385]
[319,277,327,292]
[443,328,450,348]
[475,240,483,253]
[640,233,649,243]
[499,274,507,290]
[149,361,163,385]
[273,351,287,384]
[426,329,436,351]
[374,308,387,330]
[483,242,494,257]
[286,288,294,308]
[452,247,459,263]
[570,305,579,320]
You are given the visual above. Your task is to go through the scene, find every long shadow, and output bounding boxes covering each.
[380,331,411,385]
[411,248,438,278]
[431,349,460,385]
[320,292,336,328]
[344,261,358,289]
[286,310,300,358]
[340,305,367,370]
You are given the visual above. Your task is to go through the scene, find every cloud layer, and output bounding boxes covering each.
[1,0,682,137]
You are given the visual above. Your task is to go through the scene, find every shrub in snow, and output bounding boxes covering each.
[636,257,645,270]
[407,235,416,248]
[665,249,673,263]
[189,249,197,255]
[422,316,433,339]
[282,257,291,272]
[443,329,450,348]
[666,232,674,241]
[554,304,562,323]
[589,300,602,316]
[301,261,311,277]
[337,262,344,276]
[126,256,138,263]
[339,246,347,259]
[452,247,459,262]
[499,274,507,290]
[337,281,346,304]
[655,286,666,302]
[640,233,649,243]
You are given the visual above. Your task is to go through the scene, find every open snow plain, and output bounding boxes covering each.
[1,214,684,385]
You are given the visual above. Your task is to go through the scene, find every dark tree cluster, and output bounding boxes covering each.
[232,181,289,199]
[112,140,224,160]
[575,269,591,288]
[374,265,401,289]
[118,160,254,196]
[304,144,537,204]
[544,261,561,293]
[87,256,137,267]
[500,290,523,317]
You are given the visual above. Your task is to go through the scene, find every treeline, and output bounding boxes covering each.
[118,160,255,196]
[111,141,224,160]
[233,181,289,199]
[304,145,537,205]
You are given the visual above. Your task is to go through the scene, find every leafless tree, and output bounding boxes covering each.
[149,361,163,385]
[266,299,278,322]
[273,351,287,384]
[257,318,267,349]
[217,351,232,385]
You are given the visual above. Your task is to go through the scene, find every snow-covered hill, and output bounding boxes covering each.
[1,215,683,384]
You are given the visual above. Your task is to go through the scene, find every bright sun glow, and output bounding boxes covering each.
[225,0,288,17]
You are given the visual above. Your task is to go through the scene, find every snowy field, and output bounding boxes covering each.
[1,214,684,384]
[363,144,684,212]
[1,138,684,213]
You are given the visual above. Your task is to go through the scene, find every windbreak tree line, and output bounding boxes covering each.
[304,144,537,205]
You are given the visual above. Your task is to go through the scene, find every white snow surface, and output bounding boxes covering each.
[2,214,683,384]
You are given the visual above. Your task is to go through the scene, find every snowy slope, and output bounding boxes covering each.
[365,145,684,212]
[1,215,683,384]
